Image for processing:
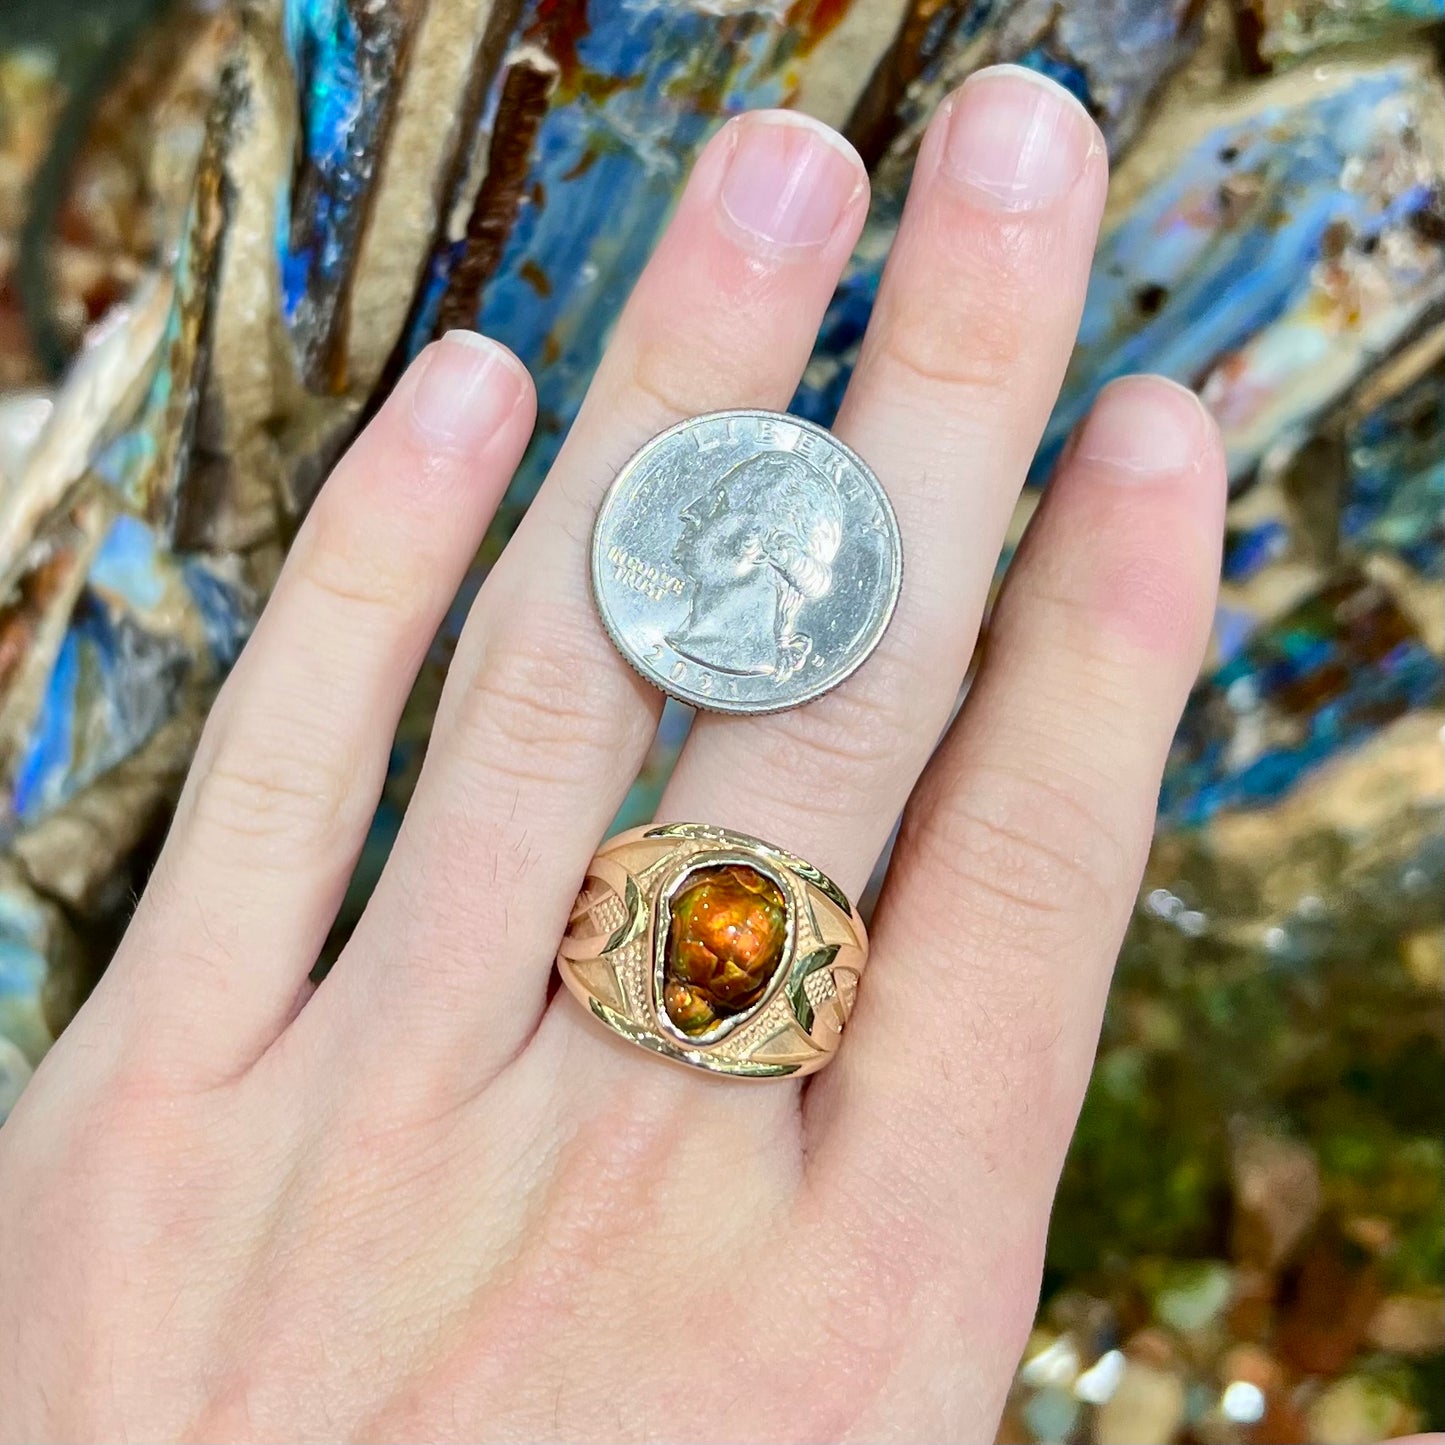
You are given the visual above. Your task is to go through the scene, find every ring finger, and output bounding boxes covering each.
[310,112,871,1099]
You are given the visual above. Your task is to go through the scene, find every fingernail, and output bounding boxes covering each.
[719,111,862,248]
[942,64,1097,209]
[1077,376,1210,477]
[411,331,526,446]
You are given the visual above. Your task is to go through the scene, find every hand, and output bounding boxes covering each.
[0,68,1224,1442]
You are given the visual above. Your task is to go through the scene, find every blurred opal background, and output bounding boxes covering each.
[0,1,1441,1439]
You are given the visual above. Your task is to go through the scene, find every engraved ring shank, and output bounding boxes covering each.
[556,824,868,1078]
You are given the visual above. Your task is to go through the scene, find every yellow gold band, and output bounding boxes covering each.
[556,824,867,1078]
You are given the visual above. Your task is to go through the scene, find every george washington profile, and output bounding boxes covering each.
[668,451,844,681]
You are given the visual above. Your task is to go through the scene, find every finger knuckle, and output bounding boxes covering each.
[622,345,714,435]
[875,299,1026,395]
[874,760,1133,1170]
[188,741,368,856]
[1085,546,1215,660]
[618,298,798,434]
[903,758,1125,945]
[293,507,421,620]
[455,610,639,785]
[751,673,916,805]
[872,232,1036,396]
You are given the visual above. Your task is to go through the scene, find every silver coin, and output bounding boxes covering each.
[591,409,902,714]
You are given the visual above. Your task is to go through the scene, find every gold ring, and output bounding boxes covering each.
[556,824,867,1078]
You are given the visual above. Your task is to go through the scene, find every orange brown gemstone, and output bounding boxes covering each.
[662,864,788,1037]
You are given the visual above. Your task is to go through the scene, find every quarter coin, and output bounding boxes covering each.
[591,410,902,714]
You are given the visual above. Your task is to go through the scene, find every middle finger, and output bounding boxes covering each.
[660,66,1108,901]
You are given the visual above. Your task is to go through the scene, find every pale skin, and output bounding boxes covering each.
[0,67,1231,1441]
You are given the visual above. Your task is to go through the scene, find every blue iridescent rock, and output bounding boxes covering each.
[7,517,247,827]
[1160,571,1444,826]
[1341,356,1444,576]
[1039,59,1445,486]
